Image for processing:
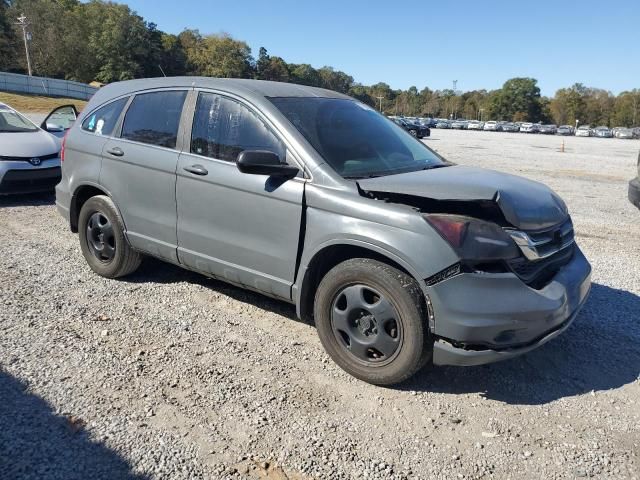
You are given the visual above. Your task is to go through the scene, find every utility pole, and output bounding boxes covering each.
[376,96,384,112]
[16,14,32,76]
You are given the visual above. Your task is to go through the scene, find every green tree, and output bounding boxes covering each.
[612,90,640,127]
[288,64,321,87]
[256,48,289,82]
[490,77,543,121]
[9,0,83,78]
[0,0,18,71]
[550,83,587,126]
[317,66,353,93]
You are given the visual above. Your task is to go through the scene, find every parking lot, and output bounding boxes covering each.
[1,129,639,479]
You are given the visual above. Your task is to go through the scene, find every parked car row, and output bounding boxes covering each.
[391,116,640,139]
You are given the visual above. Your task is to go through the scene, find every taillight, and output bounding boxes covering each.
[60,131,69,162]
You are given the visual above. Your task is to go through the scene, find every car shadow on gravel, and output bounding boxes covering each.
[125,257,299,322]
[0,370,148,479]
[401,283,640,405]
[0,192,55,208]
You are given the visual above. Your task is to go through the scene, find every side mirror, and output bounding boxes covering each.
[237,150,299,177]
[41,104,78,132]
[45,122,65,132]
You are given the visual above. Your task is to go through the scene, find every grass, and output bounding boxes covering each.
[0,91,87,113]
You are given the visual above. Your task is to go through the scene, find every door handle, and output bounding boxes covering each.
[106,147,124,157]
[183,164,208,176]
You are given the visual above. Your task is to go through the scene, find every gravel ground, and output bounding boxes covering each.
[1,129,639,479]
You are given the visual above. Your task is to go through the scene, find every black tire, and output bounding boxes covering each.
[314,258,431,385]
[409,129,418,137]
[78,195,142,278]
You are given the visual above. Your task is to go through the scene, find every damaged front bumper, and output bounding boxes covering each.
[428,246,592,367]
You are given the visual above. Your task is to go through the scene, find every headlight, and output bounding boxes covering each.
[423,214,520,261]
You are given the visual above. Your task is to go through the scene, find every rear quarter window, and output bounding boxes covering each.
[81,97,128,136]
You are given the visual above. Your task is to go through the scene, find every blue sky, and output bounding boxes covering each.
[115,0,638,96]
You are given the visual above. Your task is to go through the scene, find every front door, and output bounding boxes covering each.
[176,91,304,300]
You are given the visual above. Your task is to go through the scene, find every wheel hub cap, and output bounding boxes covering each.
[331,284,402,364]
[86,212,116,262]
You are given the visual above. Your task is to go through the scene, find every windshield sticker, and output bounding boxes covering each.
[88,115,96,131]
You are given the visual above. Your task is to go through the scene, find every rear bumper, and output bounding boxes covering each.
[429,246,592,366]
[629,177,640,209]
[0,160,61,194]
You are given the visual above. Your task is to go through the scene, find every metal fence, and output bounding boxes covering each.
[0,72,98,100]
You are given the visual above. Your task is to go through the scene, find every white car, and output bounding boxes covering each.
[483,121,499,131]
[520,123,539,133]
[575,126,592,137]
[0,103,77,194]
[467,121,484,130]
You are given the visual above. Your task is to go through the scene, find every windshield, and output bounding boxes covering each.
[0,108,38,133]
[269,97,444,179]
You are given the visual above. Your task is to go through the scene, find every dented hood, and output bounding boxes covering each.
[358,165,568,230]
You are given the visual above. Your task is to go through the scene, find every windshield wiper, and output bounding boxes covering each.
[343,173,384,179]
[421,164,448,171]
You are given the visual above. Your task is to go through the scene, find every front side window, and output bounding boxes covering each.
[191,92,285,162]
[82,97,128,136]
[121,91,187,148]
[269,97,444,179]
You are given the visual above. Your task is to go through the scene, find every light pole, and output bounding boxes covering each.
[16,14,32,76]
[376,96,384,113]
[479,108,484,122]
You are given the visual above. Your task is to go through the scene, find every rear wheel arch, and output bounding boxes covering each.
[70,184,111,233]
[297,243,426,324]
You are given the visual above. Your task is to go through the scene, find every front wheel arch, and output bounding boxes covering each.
[297,243,427,325]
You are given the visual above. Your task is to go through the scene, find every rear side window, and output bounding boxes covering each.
[121,91,187,149]
[191,92,285,162]
[81,97,128,136]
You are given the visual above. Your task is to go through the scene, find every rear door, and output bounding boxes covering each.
[100,89,189,262]
[176,90,304,300]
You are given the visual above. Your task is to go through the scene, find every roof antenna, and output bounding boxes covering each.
[158,65,167,77]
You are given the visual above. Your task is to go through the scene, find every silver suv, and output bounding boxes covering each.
[56,78,591,385]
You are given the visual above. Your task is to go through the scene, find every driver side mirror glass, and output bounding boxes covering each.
[41,105,78,132]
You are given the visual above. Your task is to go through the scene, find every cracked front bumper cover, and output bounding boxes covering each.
[429,246,591,366]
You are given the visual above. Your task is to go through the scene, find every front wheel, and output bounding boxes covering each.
[78,195,142,278]
[314,258,432,385]
[409,129,418,137]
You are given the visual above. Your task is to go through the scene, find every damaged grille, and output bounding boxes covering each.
[508,218,574,261]
[507,219,576,288]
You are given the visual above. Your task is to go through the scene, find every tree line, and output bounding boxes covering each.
[1,0,638,127]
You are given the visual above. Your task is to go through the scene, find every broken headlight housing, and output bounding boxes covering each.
[423,214,520,261]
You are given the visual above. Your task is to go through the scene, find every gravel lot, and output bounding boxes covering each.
[1,129,639,479]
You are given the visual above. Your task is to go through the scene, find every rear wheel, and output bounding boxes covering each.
[409,129,418,137]
[314,258,431,385]
[78,195,142,278]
